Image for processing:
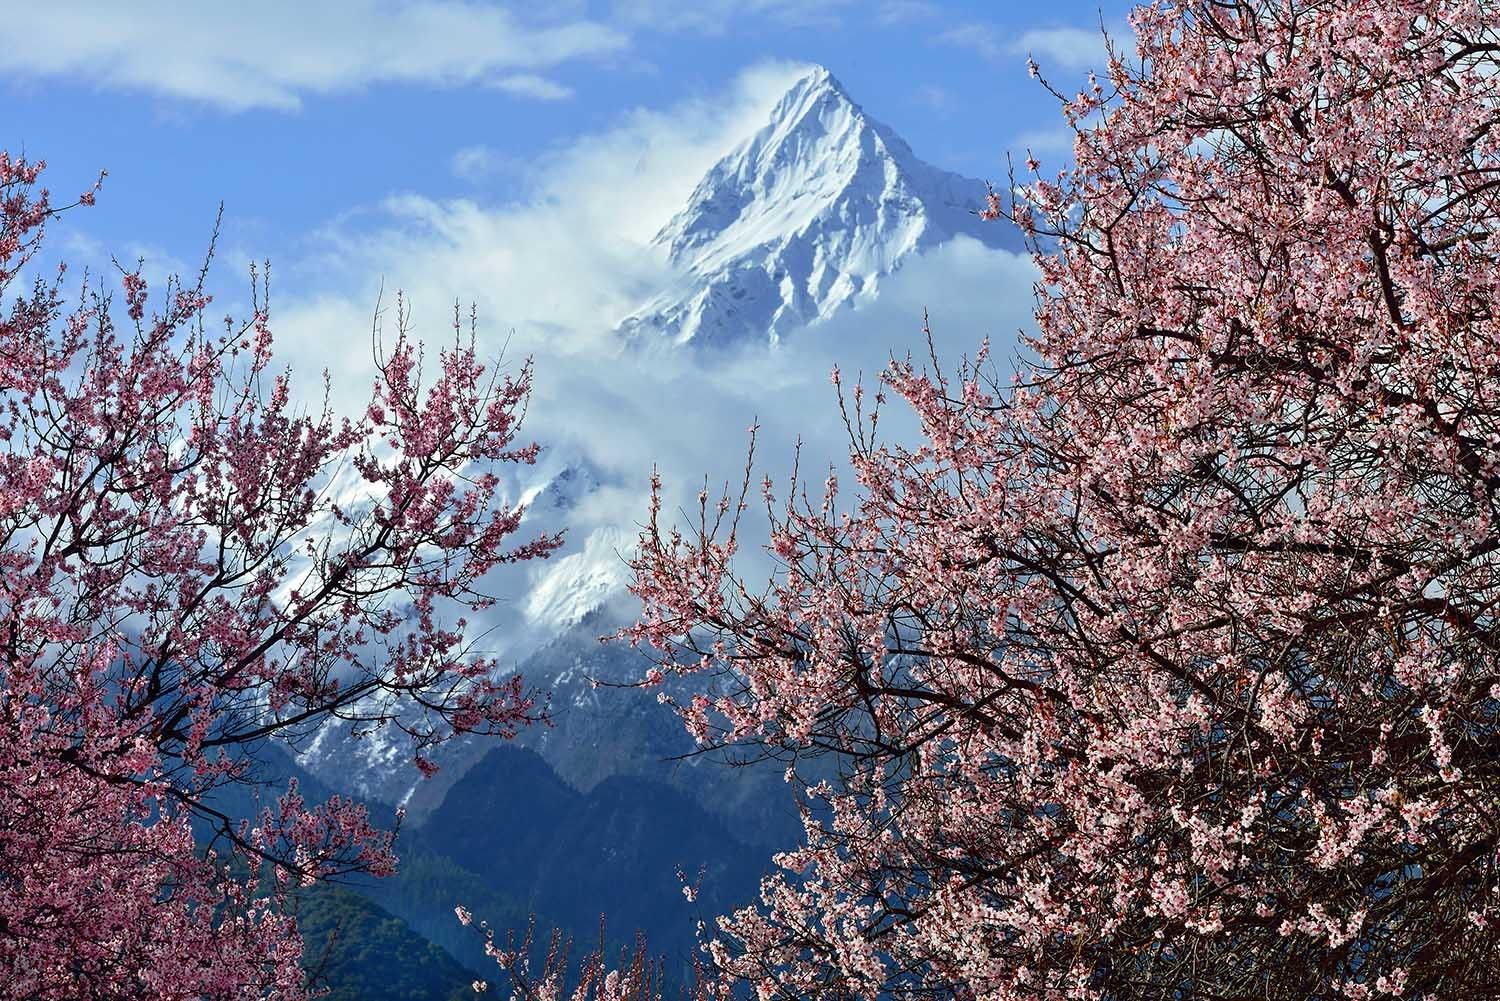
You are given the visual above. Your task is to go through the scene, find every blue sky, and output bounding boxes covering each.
[4,0,1130,277]
[2,0,1135,659]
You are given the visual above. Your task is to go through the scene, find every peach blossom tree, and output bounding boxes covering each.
[0,154,559,998]
[626,2,1500,997]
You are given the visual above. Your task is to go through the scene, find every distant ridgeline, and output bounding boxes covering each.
[231,743,761,998]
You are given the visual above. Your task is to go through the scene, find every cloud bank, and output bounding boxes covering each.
[263,62,1041,657]
[0,1,624,111]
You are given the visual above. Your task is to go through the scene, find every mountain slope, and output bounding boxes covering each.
[295,61,1018,841]
[296,885,479,1001]
[619,65,1022,348]
[417,744,763,968]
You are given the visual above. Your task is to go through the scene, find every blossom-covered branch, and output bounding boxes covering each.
[626,3,1500,998]
[0,152,560,998]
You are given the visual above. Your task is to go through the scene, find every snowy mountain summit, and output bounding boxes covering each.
[619,65,1022,348]
[298,66,1026,811]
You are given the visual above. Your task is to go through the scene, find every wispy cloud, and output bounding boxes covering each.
[491,73,575,101]
[0,1,624,111]
[938,22,1112,73]
[934,25,1003,63]
[1011,26,1112,70]
[1010,126,1077,155]
[876,0,939,26]
[610,0,854,36]
[910,83,955,114]
[274,60,817,394]
[450,145,526,183]
[266,62,1039,652]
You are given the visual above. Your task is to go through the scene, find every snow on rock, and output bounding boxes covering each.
[524,526,633,633]
[296,65,1022,810]
[518,454,602,517]
[618,65,1023,348]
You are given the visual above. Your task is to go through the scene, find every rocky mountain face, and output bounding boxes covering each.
[296,65,1019,927]
[619,64,1022,348]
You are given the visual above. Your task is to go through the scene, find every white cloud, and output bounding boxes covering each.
[1011,125,1077,156]
[490,73,575,101]
[271,60,814,401]
[876,1,939,26]
[938,22,1113,73]
[1011,26,1112,71]
[262,61,1039,658]
[0,1,625,111]
[610,0,854,35]
[450,145,523,183]
[911,83,955,114]
[934,25,1005,62]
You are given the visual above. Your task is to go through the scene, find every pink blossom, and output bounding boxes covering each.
[0,153,559,996]
[621,4,1500,997]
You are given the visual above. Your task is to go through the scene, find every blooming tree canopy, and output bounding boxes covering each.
[627,2,1500,997]
[0,155,560,998]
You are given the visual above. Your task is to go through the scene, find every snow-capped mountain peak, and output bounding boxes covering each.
[297,66,1025,809]
[620,64,1021,348]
